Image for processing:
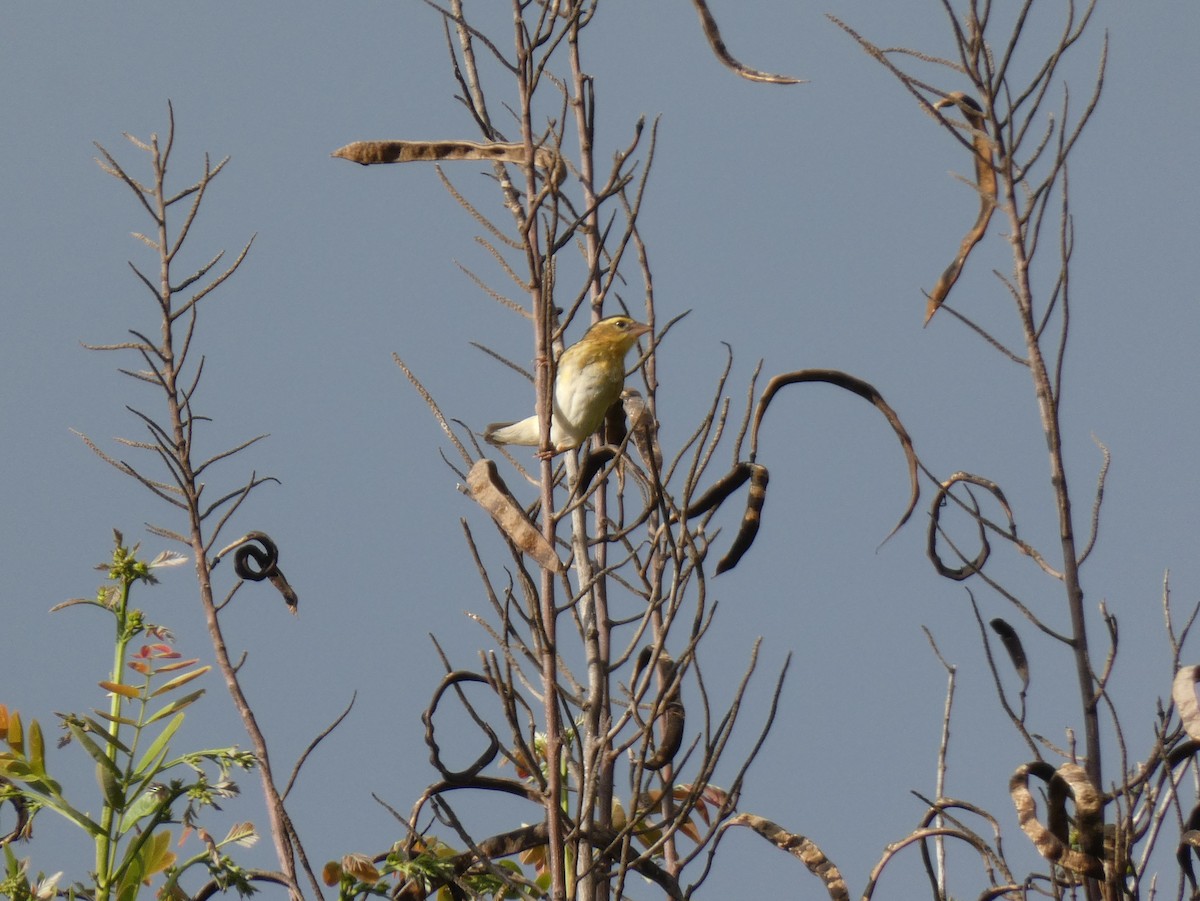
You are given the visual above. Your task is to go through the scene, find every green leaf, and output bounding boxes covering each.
[92,710,139,727]
[118,783,168,834]
[97,760,125,810]
[132,713,183,779]
[116,849,145,901]
[69,722,122,781]
[0,754,59,797]
[34,779,64,797]
[2,773,103,837]
[82,715,132,755]
[144,689,204,725]
[27,719,45,777]
[131,744,170,790]
[0,758,33,779]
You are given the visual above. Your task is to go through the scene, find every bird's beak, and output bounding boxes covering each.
[631,322,652,339]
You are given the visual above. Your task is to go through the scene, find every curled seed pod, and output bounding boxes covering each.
[989,617,1030,693]
[726,814,848,899]
[690,0,803,84]
[924,92,995,326]
[644,654,685,772]
[749,369,919,543]
[927,472,1018,580]
[622,388,661,470]
[682,463,753,520]
[1050,763,1105,859]
[632,648,686,772]
[715,464,769,575]
[1009,761,1104,878]
[604,396,628,449]
[577,447,618,495]
[1177,805,1200,891]
[633,646,654,679]
[232,532,278,580]
[227,532,298,614]
[423,671,500,784]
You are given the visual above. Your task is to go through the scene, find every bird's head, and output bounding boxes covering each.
[580,315,652,356]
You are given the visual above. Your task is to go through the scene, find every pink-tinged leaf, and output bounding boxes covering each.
[99,681,140,699]
[128,661,151,675]
[640,788,664,808]
[677,815,702,843]
[674,785,713,826]
[222,822,258,847]
[135,644,177,660]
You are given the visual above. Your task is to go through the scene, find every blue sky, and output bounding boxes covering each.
[2,2,1198,896]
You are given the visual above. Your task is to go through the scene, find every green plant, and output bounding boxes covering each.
[0,533,258,901]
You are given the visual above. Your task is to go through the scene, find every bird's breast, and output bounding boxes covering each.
[555,354,625,430]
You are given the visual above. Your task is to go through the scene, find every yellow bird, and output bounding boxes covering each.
[485,315,652,454]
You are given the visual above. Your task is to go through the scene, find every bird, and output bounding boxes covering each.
[485,315,652,455]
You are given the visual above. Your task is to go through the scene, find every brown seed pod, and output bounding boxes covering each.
[467,459,563,573]
[1009,761,1104,878]
[924,92,996,326]
[331,139,566,187]
[715,464,769,575]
